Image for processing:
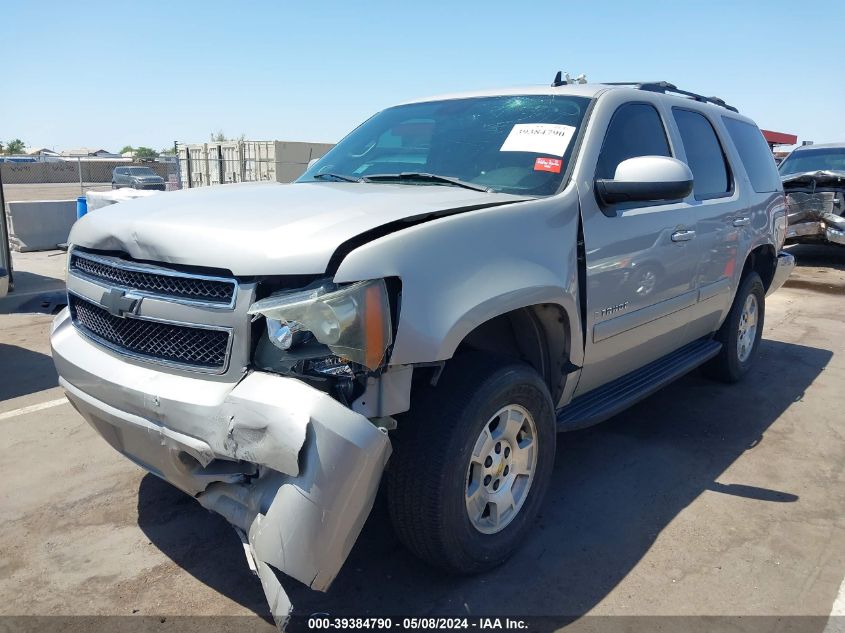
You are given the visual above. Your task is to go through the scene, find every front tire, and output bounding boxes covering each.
[703,271,765,383]
[387,353,556,574]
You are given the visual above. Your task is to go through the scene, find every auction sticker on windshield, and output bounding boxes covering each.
[534,157,562,173]
[500,123,576,157]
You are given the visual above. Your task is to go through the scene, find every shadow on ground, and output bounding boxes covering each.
[787,244,845,271]
[0,343,58,401]
[137,339,831,626]
[0,270,66,315]
[136,475,272,618]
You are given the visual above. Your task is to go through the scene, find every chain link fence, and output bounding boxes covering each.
[0,158,177,203]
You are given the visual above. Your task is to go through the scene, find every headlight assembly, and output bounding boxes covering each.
[248,279,392,371]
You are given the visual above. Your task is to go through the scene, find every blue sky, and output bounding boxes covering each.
[5,0,844,152]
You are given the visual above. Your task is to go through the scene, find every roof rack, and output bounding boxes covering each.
[604,81,739,113]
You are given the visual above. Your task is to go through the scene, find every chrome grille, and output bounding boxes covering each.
[70,251,236,306]
[69,294,231,371]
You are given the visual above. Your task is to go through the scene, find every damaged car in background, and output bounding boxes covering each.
[779,142,845,246]
[51,77,794,627]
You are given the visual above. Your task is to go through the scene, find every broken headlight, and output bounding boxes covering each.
[248,279,392,371]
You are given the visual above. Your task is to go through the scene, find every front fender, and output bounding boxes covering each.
[334,187,583,367]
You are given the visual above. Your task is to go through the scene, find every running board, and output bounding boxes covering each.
[557,337,722,431]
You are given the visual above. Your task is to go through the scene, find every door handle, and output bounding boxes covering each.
[671,229,696,242]
[732,217,751,227]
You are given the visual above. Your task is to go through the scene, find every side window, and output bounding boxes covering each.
[673,108,731,199]
[596,103,671,180]
[722,117,780,193]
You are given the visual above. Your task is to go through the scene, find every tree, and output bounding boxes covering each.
[133,147,159,160]
[211,130,227,142]
[159,146,176,156]
[0,141,4,154]
[5,139,25,155]
[120,145,135,155]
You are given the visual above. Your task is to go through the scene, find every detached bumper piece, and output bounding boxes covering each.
[52,310,392,626]
[768,250,795,296]
[824,213,845,245]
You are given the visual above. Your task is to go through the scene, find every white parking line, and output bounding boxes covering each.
[0,397,68,421]
[825,574,845,633]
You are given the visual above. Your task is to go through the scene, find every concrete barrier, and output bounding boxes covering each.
[5,200,76,252]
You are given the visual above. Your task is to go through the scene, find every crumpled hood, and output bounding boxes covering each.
[781,169,845,188]
[70,181,527,275]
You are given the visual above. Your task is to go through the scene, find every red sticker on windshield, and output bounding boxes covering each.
[534,157,562,173]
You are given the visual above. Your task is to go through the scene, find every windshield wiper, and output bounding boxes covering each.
[363,172,491,192]
[312,172,362,183]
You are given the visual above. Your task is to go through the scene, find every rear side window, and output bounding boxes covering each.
[722,118,780,193]
[673,108,731,199]
[596,103,671,180]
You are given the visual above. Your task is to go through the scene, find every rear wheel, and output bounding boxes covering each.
[703,271,765,383]
[387,353,556,574]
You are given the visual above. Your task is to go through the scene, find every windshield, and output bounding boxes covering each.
[128,167,157,176]
[299,95,590,196]
[779,148,845,176]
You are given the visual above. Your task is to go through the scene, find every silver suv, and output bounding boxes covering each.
[112,165,166,190]
[51,78,794,619]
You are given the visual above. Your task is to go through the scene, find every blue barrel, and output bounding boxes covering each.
[76,195,88,219]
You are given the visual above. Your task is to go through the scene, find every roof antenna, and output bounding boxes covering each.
[552,71,566,87]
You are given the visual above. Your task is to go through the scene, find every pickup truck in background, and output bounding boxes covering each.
[779,142,845,246]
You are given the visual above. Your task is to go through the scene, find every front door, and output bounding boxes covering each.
[576,101,698,395]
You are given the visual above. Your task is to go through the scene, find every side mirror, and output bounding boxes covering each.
[596,156,693,204]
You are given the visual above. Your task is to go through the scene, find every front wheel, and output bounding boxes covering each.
[703,271,765,383]
[387,353,556,574]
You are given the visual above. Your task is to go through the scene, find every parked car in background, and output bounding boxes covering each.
[0,156,37,163]
[53,78,793,621]
[779,142,845,245]
[111,166,166,190]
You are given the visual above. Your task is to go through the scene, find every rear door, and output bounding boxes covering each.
[668,107,742,340]
[575,98,698,395]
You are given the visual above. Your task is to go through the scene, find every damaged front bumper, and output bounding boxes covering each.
[50,308,392,622]
[785,218,845,245]
[783,173,845,246]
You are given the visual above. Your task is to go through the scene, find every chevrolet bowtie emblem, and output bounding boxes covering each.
[101,288,139,318]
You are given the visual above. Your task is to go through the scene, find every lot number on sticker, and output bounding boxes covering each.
[500,123,576,157]
[534,157,562,173]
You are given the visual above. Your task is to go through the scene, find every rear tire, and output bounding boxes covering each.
[703,271,765,383]
[387,353,556,574]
